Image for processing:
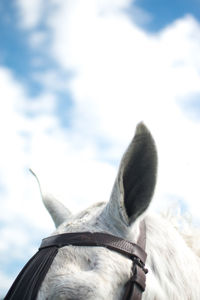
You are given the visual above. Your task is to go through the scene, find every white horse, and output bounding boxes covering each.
[30,123,200,299]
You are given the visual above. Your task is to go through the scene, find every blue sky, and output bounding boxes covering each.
[135,0,200,31]
[0,0,200,297]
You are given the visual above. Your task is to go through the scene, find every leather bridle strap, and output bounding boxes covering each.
[137,220,147,250]
[40,231,147,263]
[122,220,147,300]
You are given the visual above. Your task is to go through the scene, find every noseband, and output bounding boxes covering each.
[5,221,148,300]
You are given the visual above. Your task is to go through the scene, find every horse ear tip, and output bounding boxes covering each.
[29,168,36,176]
[136,122,149,135]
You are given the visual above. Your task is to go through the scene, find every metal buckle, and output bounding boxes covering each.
[133,256,148,274]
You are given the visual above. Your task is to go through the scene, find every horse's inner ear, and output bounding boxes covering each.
[120,123,157,223]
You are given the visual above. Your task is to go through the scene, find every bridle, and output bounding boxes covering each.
[5,221,148,300]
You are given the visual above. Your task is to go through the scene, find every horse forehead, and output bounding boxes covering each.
[39,245,132,299]
[52,244,132,274]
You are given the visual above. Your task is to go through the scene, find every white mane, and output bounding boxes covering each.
[34,123,200,300]
[161,208,200,257]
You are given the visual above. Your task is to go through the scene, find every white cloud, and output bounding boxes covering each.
[31,70,69,92]
[16,0,44,29]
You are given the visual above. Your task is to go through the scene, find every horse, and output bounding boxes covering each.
[5,123,200,299]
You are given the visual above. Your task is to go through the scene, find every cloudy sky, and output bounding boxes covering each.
[0,0,200,296]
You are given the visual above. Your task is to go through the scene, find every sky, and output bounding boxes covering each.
[0,0,200,297]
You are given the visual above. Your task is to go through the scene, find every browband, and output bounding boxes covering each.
[40,231,147,263]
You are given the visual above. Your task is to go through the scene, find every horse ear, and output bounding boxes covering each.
[105,123,157,227]
[30,169,72,227]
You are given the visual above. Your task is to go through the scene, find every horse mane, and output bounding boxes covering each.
[160,207,200,257]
